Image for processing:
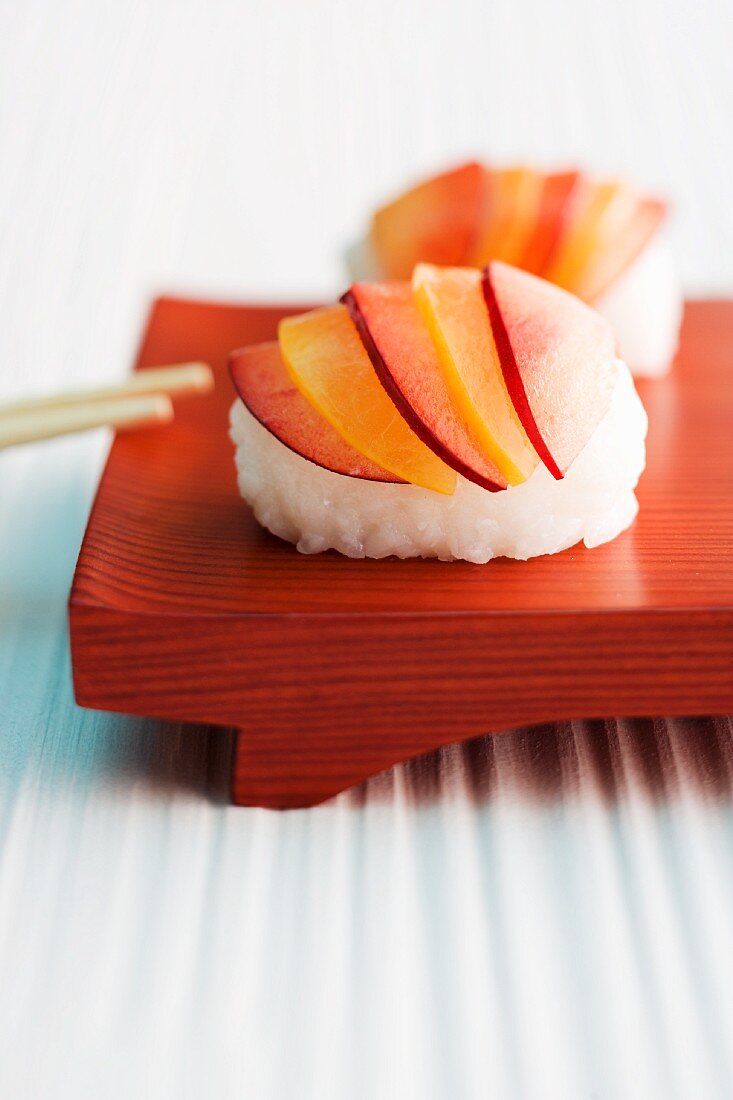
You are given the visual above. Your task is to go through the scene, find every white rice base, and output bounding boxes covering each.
[230,359,646,563]
[594,236,683,378]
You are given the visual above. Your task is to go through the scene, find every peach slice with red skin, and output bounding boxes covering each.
[412,263,539,484]
[279,305,456,494]
[370,163,666,301]
[343,282,507,492]
[371,162,486,280]
[544,180,637,294]
[578,198,667,302]
[482,261,617,478]
[520,170,582,276]
[469,167,544,268]
[234,262,619,495]
[229,342,400,483]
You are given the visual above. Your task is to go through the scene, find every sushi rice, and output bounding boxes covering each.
[230,358,647,563]
[595,236,682,378]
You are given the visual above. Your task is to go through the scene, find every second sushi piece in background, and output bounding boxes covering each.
[354,162,683,379]
[229,262,647,563]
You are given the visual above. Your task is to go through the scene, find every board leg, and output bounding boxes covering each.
[230,727,374,809]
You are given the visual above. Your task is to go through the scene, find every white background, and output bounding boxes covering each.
[1,1,733,1098]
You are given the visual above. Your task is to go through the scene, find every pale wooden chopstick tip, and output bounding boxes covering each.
[134,361,215,398]
[0,393,174,450]
[0,360,215,449]
[0,361,215,422]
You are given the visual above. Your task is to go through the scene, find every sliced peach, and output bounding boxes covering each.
[543,179,636,294]
[370,162,486,279]
[278,305,456,494]
[482,261,617,478]
[469,167,544,268]
[343,283,507,492]
[412,263,538,484]
[520,170,582,276]
[578,198,667,302]
[229,342,401,482]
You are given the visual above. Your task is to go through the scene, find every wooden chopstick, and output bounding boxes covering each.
[0,362,213,419]
[0,394,174,449]
[0,361,213,450]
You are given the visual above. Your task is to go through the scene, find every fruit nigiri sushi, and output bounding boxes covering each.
[354,162,682,378]
[229,263,647,563]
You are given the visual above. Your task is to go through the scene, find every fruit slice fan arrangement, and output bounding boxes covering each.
[230,262,617,496]
[369,163,667,304]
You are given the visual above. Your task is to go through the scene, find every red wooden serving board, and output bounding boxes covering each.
[69,298,733,807]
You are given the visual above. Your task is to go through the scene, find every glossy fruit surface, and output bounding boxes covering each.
[229,342,401,482]
[369,163,667,301]
[279,305,456,494]
[413,263,538,484]
[470,167,544,267]
[344,282,507,491]
[483,261,617,478]
[371,162,487,279]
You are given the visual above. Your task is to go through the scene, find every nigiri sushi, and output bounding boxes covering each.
[229,262,647,563]
[353,162,682,378]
